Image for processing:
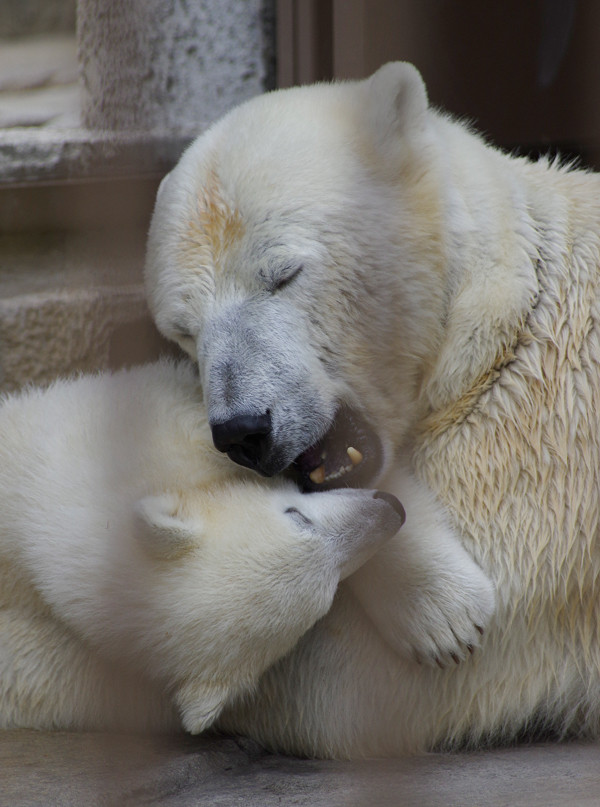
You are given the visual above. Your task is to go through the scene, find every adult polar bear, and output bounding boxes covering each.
[146,62,600,756]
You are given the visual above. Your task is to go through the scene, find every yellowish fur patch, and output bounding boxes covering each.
[417,330,526,439]
[179,169,245,273]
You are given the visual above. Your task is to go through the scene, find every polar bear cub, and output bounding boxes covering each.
[0,359,496,735]
[0,359,407,733]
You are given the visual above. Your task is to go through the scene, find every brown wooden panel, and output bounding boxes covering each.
[279,0,600,166]
[277,0,333,87]
[332,0,366,79]
[276,0,295,87]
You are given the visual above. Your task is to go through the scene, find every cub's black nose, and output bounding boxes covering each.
[211,412,272,473]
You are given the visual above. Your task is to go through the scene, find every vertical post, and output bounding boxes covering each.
[77,0,275,131]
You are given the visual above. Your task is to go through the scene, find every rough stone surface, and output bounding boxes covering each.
[77,0,276,131]
[1,732,599,807]
[0,231,178,393]
[0,285,156,391]
[0,129,193,184]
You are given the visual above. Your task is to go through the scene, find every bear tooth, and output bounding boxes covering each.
[324,464,353,482]
[309,465,326,484]
[347,446,363,466]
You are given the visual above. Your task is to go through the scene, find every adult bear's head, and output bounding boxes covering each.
[145,63,447,490]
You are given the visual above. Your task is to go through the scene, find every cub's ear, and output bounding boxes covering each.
[134,493,199,559]
[365,61,428,139]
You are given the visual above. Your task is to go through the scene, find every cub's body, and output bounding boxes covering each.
[0,360,406,733]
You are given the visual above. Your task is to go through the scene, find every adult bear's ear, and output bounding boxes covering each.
[134,492,199,559]
[155,170,172,203]
[365,62,428,140]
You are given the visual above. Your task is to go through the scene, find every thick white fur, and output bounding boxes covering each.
[0,359,458,734]
[145,62,600,757]
[348,466,494,666]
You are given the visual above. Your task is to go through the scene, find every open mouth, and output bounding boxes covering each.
[289,406,383,492]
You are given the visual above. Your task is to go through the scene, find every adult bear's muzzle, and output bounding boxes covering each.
[202,298,338,479]
[211,411,273,475]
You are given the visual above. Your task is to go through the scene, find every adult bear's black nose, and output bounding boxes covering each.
[211,411,272,474]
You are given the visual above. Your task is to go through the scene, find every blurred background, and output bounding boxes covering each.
[0,0,596,392]
[278,0,598,166]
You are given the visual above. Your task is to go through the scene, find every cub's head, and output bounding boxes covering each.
[134,479,404,733]
[146,63,446,490]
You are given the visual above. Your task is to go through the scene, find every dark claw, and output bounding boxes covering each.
[450,652,460,665]
[475,625,484,635]
[467,644,475,655]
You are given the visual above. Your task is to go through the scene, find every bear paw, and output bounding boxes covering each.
[349,548,496,669]
[383,562,496,668]
[401,568,496,668]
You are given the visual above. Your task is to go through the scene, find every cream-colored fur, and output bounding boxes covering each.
[0,359,433,733]
[145,62,600,757]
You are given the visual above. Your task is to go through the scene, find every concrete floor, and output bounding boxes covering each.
[2,731,599,807]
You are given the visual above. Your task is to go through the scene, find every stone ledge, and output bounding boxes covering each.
[0,174,163,232]
[0,128,196,232]
[1,732,599,807]
[0,285,178,392]
[0,128,197,185]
